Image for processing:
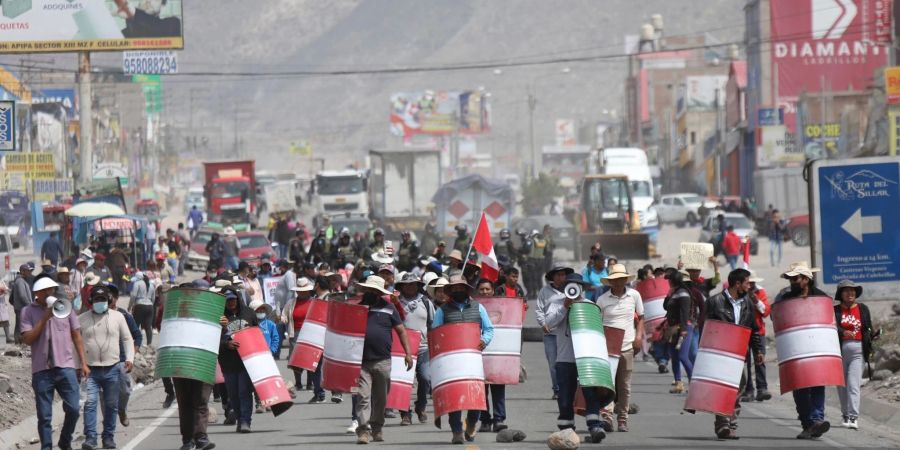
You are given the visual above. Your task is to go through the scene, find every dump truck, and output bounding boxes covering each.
[203,160,257,231]
[575,174,649,260]
[368,149,441,236]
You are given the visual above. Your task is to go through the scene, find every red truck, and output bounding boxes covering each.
[203,160,257,230]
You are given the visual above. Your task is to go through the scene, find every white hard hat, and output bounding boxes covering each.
[33,277,59,292]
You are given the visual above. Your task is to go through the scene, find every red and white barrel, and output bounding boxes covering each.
[429,322,486,417]
[575,326,625,415]
[772,295,844,394]
[385,330,422,410]
[684,319,750,416]
[232,327,293,416]
[214,362,224,385]
[636,278,669,338]
[288,299,329,372]
[321,301,369,393]
[478,297,524,385]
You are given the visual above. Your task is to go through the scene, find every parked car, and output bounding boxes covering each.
[785,213,810,247]
[236,231,273,266]
[186,228,214,270]
[699,212,759,255]
[656,193,719,226]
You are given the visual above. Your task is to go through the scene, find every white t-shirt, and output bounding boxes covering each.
[596,287,644,352]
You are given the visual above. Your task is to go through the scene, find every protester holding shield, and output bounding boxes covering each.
[217,287,258,433]
[395,273,434,426]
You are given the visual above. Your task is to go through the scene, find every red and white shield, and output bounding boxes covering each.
[429,322,486,417]
[684,319,750,416]
[232,327,293,416]
[772,295,844,394]
[288,299,329,372]
[636,278,669,339]
[477,297,524,385]
[386,330,422,410]
[321,301,368,393]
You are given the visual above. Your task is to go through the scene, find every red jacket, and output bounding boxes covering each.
[751,288,770,336]
[721,231,742,256]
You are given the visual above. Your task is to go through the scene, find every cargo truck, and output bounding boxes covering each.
[368,150,441,236]
[203,160,257,231]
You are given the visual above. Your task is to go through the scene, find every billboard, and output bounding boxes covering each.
[0,0,183,53]
[886,66,900,104]
[770,0,892,130]
[682,76,728,111]
[758,125,803,167]
[389,90,490,138]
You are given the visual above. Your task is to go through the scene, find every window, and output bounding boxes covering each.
[238,235,270,248]
[317,176,364,195]
[662,197,674,206]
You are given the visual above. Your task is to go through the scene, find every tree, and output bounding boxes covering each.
[521,173,564,215]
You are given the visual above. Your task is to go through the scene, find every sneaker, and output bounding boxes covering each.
[669,381,684,394]
[163,393,176,409]
[493,421,508,432]
[588,427,606,443]
[841,416,850,428]
[238,422,251,434]
[551,392,558,400]
[371,430,384,442]
[657,363,669,374]
[346,419,359,434]
[809,420,830,438]
[195,441,216,450]
[331,393,343,404]
[288,387,297,399]
[464,420,478,441]
[101,440,116,449]
[739,392,754,402]
[716,426,733,440]
[617,419,628,432]
[400,414,412,426]
[255,404,264,414]
[601,420,613,432]
[848,418,859,430]
[356,430,371,445]
[82,442,97,450]
[796,428,813,439]
[384,409,397,418]
[223,412,236,426]
[756,389,772,401]
[308,395,326,404]
[178,443,193,450]
[416,409,428,423]
[451,432,465,445]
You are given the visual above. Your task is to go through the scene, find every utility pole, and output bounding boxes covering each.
[78,52,93,184]
[714,87,723,197]
[233,101,239,158]
[527,89,537,180]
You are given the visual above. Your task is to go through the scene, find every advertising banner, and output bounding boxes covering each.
[3,151,54,174]
[33,88,77,120]
[390,90,490,138]
[889,109,900,156]
[682,76,728,111]
[886,67,900,104]
[123,50,178,74]
[770,0,892,130]
[0,0,184,53]
[758,125,802,167]
[0,100,14,150]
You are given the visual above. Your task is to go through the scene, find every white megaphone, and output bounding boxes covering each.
[46,296,73,319]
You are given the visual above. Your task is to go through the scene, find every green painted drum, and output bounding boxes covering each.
[569,301,614,393]
[156,288,226,384]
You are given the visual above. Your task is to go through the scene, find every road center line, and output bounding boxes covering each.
[121,405,178,450]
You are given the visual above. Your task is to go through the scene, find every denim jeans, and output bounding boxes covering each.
[224,370,253,425]
[769,238,783,267]
[670,325,695,382]
[555,362,603,431]
[84,364,121,445]
[651,341,669,364]
[410,348,431,414]
[449,410,482,433]
[479,384,507,424]
[117,362,134,414]
[793,386,826,429]
[726,255,738,270]
[227,256,240,271]
[543,334,559,394]
[311,363,325,399]
[32,368,81,450]
[744,345,768,393]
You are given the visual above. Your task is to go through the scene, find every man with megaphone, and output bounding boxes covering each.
[20,274,90,450]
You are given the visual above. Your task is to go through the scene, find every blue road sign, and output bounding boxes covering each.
[758,108,784,127]
[812,157,900,299]
[0,100,15,151]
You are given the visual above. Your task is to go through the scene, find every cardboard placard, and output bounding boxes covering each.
[680,242,714,270]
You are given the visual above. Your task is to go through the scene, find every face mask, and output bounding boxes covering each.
[450,291,469,302]
[74,297,82,312]
[256,312,267,320]
[92,301,109,314]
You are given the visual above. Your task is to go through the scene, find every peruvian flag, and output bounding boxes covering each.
[471,212,500,282]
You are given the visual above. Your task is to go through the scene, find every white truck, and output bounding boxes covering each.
[369,150,441,235]
[265,181,297,215]
[314,170,369,218]
[592,147,659,231]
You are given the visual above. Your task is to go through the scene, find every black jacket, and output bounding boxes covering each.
[834,302,874,363]
[218,300,259,373]
[664,287,697,328]
[705,291,763,353]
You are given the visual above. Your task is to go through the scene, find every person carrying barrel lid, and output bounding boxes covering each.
[216,286,258,434]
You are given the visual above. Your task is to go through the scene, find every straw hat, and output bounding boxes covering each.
[781,261,820,279]
[448,249,464,261]
[292,277,315,292]
[33,277,58,292]
[835,279,862,299]
[748,270,764,284]
[372,251,394,265]
[80,249,94,259]
[84,273,101,286]
[248,299,272,315]
[421,272,439,286]
[544,266,574,281]
[56,267,70,274]
[355,275,391,295]
[395,272,424,286]
[445,274,472,291]
[601,264,636,285]
[426,277,448,298]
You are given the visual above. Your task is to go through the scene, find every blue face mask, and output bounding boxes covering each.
[92,301,109,314]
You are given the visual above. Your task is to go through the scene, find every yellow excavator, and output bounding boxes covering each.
[575,174,649,261]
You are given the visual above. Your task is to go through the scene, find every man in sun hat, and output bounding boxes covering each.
[596,264,644,432]
[431,274,494,444]
[775,261,831,440]
[535,266,573,400]
[447,249,465,271]
[395,273,434,425]
[352,275,413,444]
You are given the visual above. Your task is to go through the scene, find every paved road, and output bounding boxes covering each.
[106,338,900,450]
